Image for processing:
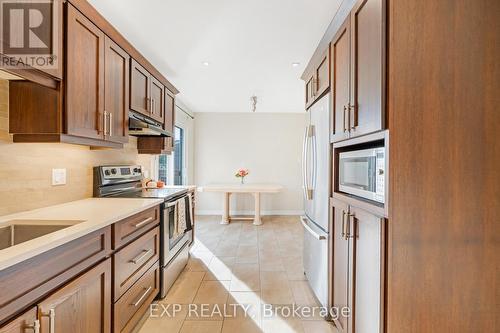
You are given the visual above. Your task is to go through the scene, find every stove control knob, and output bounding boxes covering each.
[111,168,117,175]
[104,170,111,176]
[133,167,141,173]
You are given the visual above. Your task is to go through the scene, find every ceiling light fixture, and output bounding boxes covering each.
[250,96,258,112]
[292,62,300,67]
[202,61,210,66]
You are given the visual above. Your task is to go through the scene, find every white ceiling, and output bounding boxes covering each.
[88,0,341,113]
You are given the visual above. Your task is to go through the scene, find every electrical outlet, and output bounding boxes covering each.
[52,168,67,186]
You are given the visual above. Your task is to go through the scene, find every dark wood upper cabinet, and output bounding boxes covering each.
[331,16,351,142]
[130,59,150,116]
[305,47,331,109]
[349,0,384,138]
[164,90,175,135]
[37,258,111,333]
[329,0,385,142]
[130,59,167,124]
[7,1,177,149]
[305,76,315,108]
[105,36,130,143]
[315,48,331,98]
[149,76,165,123]
[65,3,105,140]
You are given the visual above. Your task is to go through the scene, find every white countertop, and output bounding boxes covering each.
[0,198,164,271]
[198,183,284,193]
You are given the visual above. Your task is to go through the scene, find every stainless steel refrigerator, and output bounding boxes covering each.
[301,93,330,308]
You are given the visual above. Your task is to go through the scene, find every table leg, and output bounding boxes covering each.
[253,192,262,226]
[221,192,230,224]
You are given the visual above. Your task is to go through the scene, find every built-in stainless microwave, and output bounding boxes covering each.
[339,147,386,203]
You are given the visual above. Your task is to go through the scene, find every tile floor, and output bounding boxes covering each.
[138,215,336,333]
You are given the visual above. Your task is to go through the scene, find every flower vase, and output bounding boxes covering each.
[240,177,245,185]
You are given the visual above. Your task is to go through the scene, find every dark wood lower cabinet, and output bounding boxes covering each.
[350,205,385,333]
[331,198,385,333]
[38,259,112,333]
[0,205,162,333]
[331,198,350,332]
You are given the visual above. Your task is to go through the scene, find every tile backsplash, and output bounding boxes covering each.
[0,79,153,216]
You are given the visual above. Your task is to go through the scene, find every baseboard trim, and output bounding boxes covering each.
[195,210,304,216]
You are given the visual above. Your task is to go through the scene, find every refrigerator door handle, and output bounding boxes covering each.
[301,216,327,240]
[310,125,318,194]
[302,126,310,201]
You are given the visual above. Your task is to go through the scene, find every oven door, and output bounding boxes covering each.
[339,148,385,203]
[161,195,192,267]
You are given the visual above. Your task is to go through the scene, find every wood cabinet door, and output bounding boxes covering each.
[130,59,150,117]
[105,36,129,143]
[331,16,351,142]
[315,47,331,98]
[0,307,38,333]
[65,3,105,140]
[349,206,385,333]
[164,90,175,135]
[38,259,111,333]
[349,0,384,138]
[149,76,164,123]
[305,76,314,109]
[331,198,350,332]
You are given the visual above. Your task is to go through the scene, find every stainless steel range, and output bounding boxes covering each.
[93,165,193,299]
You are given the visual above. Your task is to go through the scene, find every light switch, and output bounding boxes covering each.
[52,168,67,186]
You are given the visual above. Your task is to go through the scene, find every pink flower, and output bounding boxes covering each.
[235,168,249,178]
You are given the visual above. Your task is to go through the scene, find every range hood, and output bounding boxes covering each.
[128,112,172,137]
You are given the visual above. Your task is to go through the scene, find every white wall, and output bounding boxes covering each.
[194,112,307,215]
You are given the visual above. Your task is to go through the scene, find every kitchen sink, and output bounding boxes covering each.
[0,219,84,251]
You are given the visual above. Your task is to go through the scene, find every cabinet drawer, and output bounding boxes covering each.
[114,263,159,333]
[114,227,160,302]
[112,206,160,249]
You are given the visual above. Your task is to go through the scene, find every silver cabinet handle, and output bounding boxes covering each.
[341,210,347,239]
[109,112,113,136]
[131,286,152,307]
[343,105,347,132]
[103,111,108,136]
[349,103,356,130]
[26,320,40,333]
[41,309,55,333]
[130,249,153,264]
[300,216,327,240]
[134,217,153,228]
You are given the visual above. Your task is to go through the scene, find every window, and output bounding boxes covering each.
[158,126,185,185]
[158,155,169,184]
[173,126,184,185]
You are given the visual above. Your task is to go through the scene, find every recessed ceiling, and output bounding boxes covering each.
[88,0,341,113]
